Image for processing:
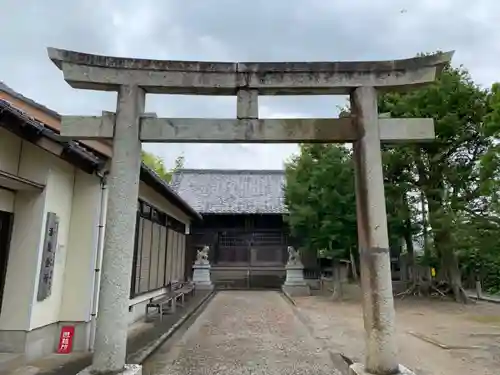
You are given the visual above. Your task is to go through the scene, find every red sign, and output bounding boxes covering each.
[57,326,75,354]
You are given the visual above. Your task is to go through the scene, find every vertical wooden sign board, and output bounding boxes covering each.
[37,212,59,301]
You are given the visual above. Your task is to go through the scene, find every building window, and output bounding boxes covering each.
[157,212,167,226]
[141,203,151,219]
[168,217,186,233]
[131,200,187,297]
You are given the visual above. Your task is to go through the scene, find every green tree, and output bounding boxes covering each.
[286,57,500,303]
[378,61,500,302]
[141,150,185,182]
[285,144,418,297]
[284,144,357,297]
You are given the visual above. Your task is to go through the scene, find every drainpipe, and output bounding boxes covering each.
[87,170,108,351]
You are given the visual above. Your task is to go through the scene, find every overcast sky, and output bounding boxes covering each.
[1,0,499,169]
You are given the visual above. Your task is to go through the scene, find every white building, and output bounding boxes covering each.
[0,83,200,362]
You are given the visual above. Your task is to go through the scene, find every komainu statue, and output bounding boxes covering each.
[196,245,210,265]
[287,246,301,266]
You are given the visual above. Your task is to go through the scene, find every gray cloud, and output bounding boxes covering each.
[1,0,499,169]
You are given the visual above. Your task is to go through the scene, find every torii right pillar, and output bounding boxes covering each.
[351,86,401,375]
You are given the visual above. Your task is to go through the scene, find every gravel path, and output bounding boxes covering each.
[144,291,342,375]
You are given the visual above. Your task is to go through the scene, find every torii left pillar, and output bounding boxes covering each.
[92,85,144,374]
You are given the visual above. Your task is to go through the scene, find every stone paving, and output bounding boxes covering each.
[143,291,341,375]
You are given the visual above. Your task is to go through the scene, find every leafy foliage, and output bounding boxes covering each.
[141,150,184,182]
[378,62,500,301]
[284,57,500,301]
[285,144,357,260]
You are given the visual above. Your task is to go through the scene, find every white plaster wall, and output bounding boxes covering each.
[0,136,195,333]
[59,170,102,323]
[29,160,76,330]
[0,189,46,330]
[17,142,54,185]
[0,143,61,330]
[0,133,54,185]
[0,127,20,215]
[0,189,14,212]
[0,128,21,175]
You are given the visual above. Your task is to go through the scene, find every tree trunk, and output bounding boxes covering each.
[349,248,359,283]
[421,190,430,260]
[440,248,469,303]
[427,198,470,303]
[331,259,343,301]
[402,193,416,284]
[415,150,470,303]
[475,278,482,299]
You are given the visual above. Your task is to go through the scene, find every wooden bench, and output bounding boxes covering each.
[170,280,196,308]
[144,281,196,322]
[145,293,175,322]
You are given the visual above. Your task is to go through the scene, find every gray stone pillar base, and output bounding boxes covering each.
[193,263,213,289]
[283,264,311,296]
[349,363,415,375]
[78,364,142,375]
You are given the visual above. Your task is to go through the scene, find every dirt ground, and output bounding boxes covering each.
[294,286,500,375]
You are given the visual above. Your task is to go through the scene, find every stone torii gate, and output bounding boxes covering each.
[48,47,452,375]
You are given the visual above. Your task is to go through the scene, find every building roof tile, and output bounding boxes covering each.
[0,83,200,220]
[0,81,60,119]
[171,169,287,214]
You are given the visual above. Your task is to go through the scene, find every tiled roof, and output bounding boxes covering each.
[0,83,200,220]
[170,169,287,214]
[0,81,60,119]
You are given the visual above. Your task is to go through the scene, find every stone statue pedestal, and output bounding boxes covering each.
[282,263,310,297]
[349,363,415,375]
[192,263,213,290]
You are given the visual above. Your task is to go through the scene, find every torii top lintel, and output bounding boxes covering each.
[47,47,453,95]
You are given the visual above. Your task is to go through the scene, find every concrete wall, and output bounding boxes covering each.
[0,141,70,331]
[0,130,194,358]
[0,141,77,330]
[0,189,46,331]
[0,91,196,361]
[0,189,14,213]
[0,128,21,175]
[59,170,103,323]
[54,177,191,335]
[30,162,75,330]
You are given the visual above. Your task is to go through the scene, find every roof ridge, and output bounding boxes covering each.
[0,81,61,119]
[0,86,200,219]
[175,168,285,174]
